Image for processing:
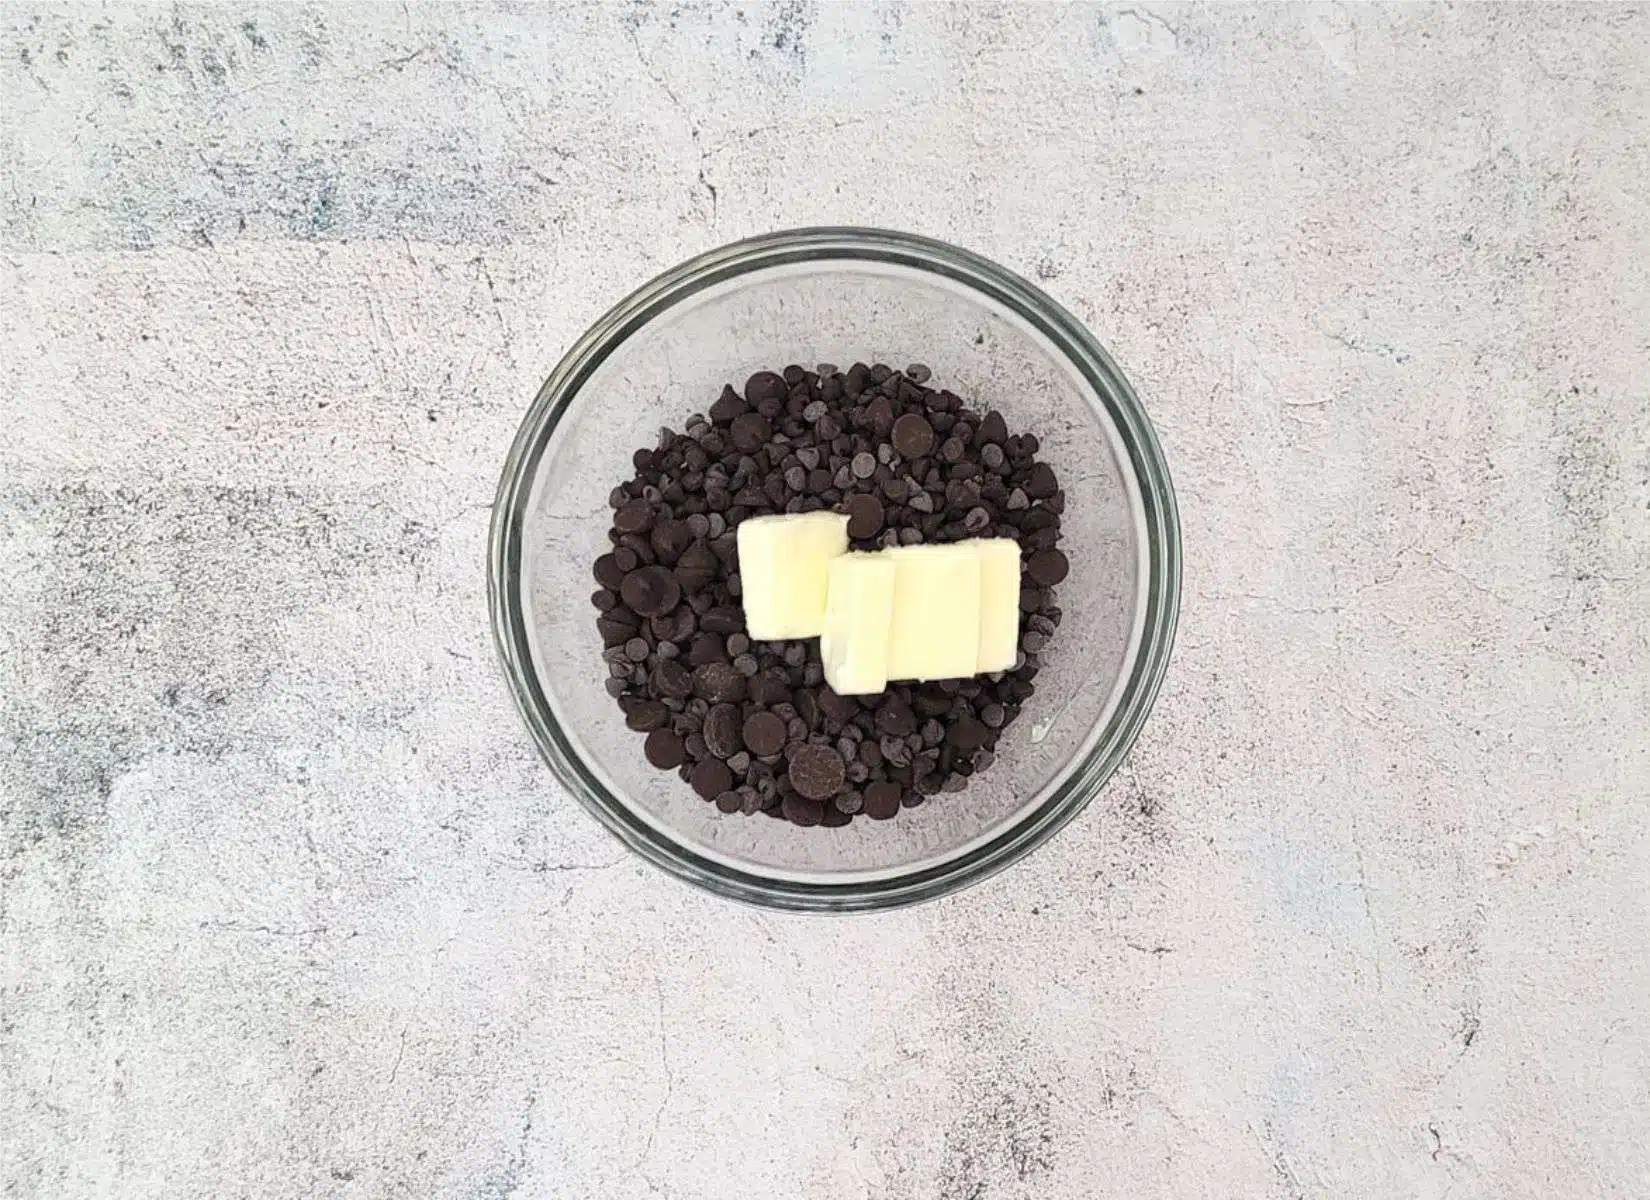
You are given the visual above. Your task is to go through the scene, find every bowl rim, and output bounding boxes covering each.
[488,227,1180,912]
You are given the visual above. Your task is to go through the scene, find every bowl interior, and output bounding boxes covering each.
[520,257,1145,887]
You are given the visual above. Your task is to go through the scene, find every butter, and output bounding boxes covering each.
[736,511,850,640]
[885,543,982,682]
[820,552,898,695]
[974,538,1022,673]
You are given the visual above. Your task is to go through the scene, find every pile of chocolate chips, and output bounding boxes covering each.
[591,362,1067,827]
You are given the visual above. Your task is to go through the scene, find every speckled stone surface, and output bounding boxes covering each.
[3,5,1647,1198]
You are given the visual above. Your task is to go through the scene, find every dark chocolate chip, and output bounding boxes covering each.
[620,566,680,618]
[649,519,693,565]
[644,729,686,769]
[874,697,916,737]
[693,662,746,703]
[863,782,903,820]
[747,671,791,707]
[651,659,694,698]
[690,759,734,800]
[703,703,743,758]
[625,701,670,732]
[714,790,743,813]
[1025,462,1060,499]
[946,716,989,751]
[674,541,719,592]
[594,554,627,590]
[891,412,936,459]
[786,743,845,800]
[781,794,824,826]
[819,687,860,723]
[709,385,748,425]
[686,633,725,666]
[744,372,786,405]
[730,412,773,453]
[844,493,884,539]
[613,499,653,534]
[700,606,744,635]
[1027,548,1069,586]
[742,710,787,757]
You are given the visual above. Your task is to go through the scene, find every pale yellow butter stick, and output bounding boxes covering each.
[736,511,850,640]
[974,538,1022,673]
[820,552,898,696]
[885,542,982,682]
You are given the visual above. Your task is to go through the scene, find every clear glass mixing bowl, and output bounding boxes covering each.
[488,229,1179,911]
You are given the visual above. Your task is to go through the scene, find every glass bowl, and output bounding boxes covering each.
[488,228,1179,911]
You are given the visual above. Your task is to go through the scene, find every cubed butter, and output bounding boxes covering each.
[974,538,1022,673]
[820,552,898,695]
[736,511,850,640]
[885,543,982,682]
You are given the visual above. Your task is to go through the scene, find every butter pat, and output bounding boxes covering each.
[736,511,850,639]
[885,543,982,682]
[820,553,898,695]
[974,538,1022,673]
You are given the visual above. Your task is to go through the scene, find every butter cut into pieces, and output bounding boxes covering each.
[820,552,898,696]
[885,542,982,682]
[736,511,850,640]
[974,538,1022,673]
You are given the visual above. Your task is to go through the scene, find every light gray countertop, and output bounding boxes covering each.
[3,5,1646,1198]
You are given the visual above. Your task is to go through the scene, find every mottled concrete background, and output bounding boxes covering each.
[3,4,1647,1198]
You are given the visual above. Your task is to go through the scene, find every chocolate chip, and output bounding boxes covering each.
[1025,462,1059,499]
[709,386,747,424]
[1027,548,1069,586]
[700,606,744,635]
[781,794,824,826]
[714,790,743,813]
[619,566,680,617]
[730,412,772,453]
[819,687,859,723]
[626,701,669,732]
[946,716,989,751]
[891,412,936,458]
[650,519,693,565]
[704,703,743,758]
[747,671,790,707]
[613,499,653,534]
[690,760,734,800]
[651,659,694,698]
[744,371,786,404]
[644,729,686,769]
[594,554,627,590]
[863,782,902,820]
[786,743,845,800]
[844,493,884,539]
[675,541,718,592]
[693,662,746,703]
[742,711,787,757]
[874,697,916,737]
